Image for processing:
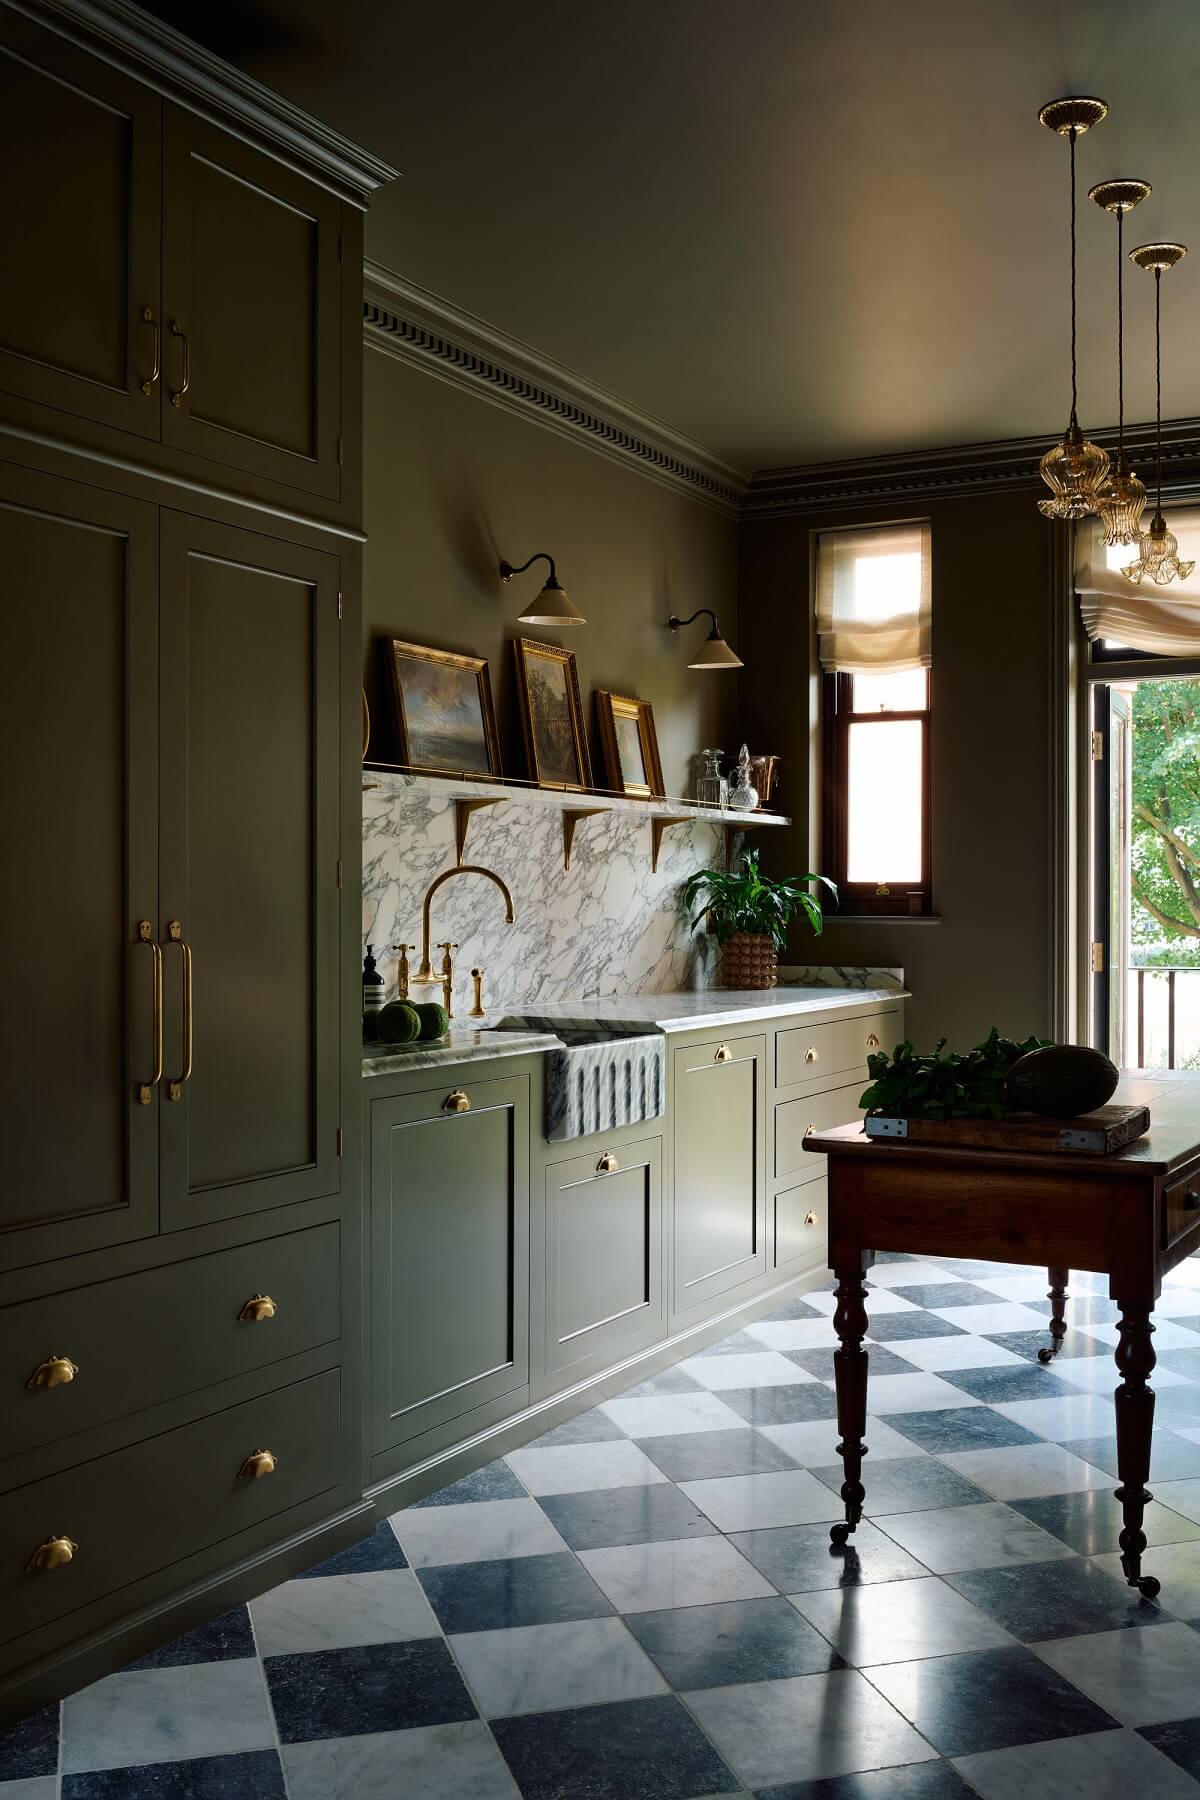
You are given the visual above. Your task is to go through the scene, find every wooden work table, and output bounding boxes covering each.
[805,1070,1200,1600]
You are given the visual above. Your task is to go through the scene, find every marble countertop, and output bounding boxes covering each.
[362,1026,563,1077]
[516,985,908,1034]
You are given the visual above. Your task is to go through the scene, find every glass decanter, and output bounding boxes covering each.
[696,749,726,808]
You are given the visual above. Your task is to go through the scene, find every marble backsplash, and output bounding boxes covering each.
[362,773,724,1011]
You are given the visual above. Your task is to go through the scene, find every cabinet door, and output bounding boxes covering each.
[371,1077,529,1454]
[0,463,159,1270]
[158,513,341,1230]
[0,12,161,439]
[160,106,342,500]
[672,1034,766,1317]
[544,1137,664,1386]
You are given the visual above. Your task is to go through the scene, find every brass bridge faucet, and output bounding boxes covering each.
[413,864,516,1015]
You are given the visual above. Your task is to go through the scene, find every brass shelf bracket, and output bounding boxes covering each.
[650,815,690,874]
[454,797,507,866]
[562,806,610,870]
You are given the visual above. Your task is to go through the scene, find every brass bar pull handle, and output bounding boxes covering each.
[140,306,160,394]
[714,1043,732,1062]
[170,321,190,406]
[166,921,193,1101]
[136,920,163,1104]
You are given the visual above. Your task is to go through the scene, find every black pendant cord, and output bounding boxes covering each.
[1116,205,1125,463]
[1155,267,1163,518]
[1069,128,1079,427]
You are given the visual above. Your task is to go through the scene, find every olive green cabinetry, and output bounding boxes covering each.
[0,0,393,1725]
[670,1032,766,1325]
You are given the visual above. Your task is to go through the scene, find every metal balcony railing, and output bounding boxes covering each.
[1130,966,1200,1070]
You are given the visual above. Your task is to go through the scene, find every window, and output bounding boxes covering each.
[818,524,932,915]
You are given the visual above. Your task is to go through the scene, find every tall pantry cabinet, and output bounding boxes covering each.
[0,0,394,1722]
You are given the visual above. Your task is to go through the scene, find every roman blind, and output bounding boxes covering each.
[1076,508,1200,654]
[816,522,932,673]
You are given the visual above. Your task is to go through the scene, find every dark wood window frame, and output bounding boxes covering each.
[821,669,933,917]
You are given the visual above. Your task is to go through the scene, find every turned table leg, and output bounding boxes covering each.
[830,1266,870,1545]
[1038,1267,1069,1364]
[1114,1299,1160,1599]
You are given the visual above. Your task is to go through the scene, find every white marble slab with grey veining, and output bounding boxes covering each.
[362,1027,563,1077]
[514,982,909,1036]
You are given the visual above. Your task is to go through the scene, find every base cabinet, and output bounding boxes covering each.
[370,1075,529,1457]
[671,1033,766,1320]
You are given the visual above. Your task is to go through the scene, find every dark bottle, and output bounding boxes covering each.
[363,944,385,1041]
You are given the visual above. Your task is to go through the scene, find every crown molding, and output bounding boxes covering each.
[743,416,1200,517]
[8,0,397,205]
[362,261,749,517]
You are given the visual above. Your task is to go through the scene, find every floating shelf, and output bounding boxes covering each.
[363,766,790,873]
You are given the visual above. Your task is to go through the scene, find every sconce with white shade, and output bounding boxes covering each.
[668,608,743,670]
[499,552,585,625]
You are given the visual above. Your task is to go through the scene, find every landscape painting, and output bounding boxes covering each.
[388,640,501,777]
[596,690,665,797]
[514,639,592,791]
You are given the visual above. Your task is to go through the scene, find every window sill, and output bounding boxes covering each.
[825,914,943,925]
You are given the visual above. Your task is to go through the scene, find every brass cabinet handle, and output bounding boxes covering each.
[596,1152,619,1174]
[866,1033,881,1049]
[166,921,193,1101]
[443,1089,470,1113]
[804,1046,819,1063]
[714,1043,732,1062]
[238,1294,277,1323]
[27,1535,77,1572]
[170,320,190,406]
[140,305,160,394]
[26,1354,79,1391]
[804,1123,816,1137]
[804,1209,819,1226]
[238,1449,277,1480]
[136,920,163,1104]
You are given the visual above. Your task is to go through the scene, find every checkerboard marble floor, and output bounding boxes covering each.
[15,1256,1200,1797]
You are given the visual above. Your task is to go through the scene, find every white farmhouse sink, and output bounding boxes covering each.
[493,1016,666,1142]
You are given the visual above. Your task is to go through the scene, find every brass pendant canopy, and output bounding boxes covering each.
[1088,178,1152,214]
[1038,96,1108,135]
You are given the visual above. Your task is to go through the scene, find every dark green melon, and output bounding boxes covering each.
[412,1002,450,1041]
[376,1001,422,1044]
[1005,1044,1118,1117]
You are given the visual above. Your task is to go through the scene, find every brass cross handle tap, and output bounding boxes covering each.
[438,942,458,1018]
[469,967,486,1018]
[391,944,416,1001]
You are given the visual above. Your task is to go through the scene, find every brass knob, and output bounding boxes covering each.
[804,1210,819,1226]
[238,1450,278,1480]
[443,1089,471,1113]
[866,1033,881,1049]
[597,1152,619,1174]
[804,1046,819,1063]
[238,1294,277,1324]
[27,1535,77,1572]
[714,1044,732,1062]
[26,1355,79,1391]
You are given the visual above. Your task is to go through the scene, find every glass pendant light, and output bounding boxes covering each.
[1037,97,1110,519]
[1089,179,1151,544]
[1124,243,1194,585]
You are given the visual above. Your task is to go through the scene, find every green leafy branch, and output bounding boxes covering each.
[680,850,836,949]
[859,1027,1053,1121]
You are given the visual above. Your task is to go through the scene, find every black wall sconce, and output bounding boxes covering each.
[499,552,585,626]
[668,608,743,670]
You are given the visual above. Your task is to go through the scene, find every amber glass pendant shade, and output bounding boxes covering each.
[1123,513,1195,585]
[1122,243,1193,585]
[1094,456,1147,546]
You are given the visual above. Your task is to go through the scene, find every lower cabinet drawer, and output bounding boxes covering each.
[775,1180,826,1269]
[1,1368,340,1650]
[2,1223,340,1461]
[777,1011,896,1089]
[776,1083,865,1179]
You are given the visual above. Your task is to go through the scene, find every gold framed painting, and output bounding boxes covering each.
[596,691,665,798]
[512,637,592,791]
[387,640,502,778]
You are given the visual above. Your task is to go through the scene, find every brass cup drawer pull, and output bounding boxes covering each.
[443,1089,470,1113]
[27,1535,77,1572]
[714,1043,732,1063]
[866,1033,881,1050]
[26,1354,79,1391]
[238,1294,277,1324]
[804,1046,819,1063]
[596,1152,619,1174]
[804,1209,819,1226]
[238,1449,278,1480]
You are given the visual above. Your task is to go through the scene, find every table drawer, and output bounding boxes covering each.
[1,1367,340,1651]
[2,1223,339,1461]
[1165,1170,1200,1249]
[776,1011,896,1089]
[776,1083,865,1179]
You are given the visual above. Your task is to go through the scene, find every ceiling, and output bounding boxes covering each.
[149,0,1200,470]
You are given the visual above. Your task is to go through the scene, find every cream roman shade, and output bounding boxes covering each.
[1076,509,1200,654]
[816,522,932,673]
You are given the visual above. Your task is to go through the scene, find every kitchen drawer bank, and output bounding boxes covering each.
[362,986,904,1510]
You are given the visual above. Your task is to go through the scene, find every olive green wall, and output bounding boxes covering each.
[739,490,1056,1049]
[362,352,739,795]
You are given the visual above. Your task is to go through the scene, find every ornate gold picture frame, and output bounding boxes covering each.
[596,690,665,798]
[387,639,501,778]
[512,637,592,792]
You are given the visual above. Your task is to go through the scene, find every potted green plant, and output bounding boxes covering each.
[681,851,836,989]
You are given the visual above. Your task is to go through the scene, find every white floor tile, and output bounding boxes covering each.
[578,1535,774,1613]
[600,1390,746,1438]
[891,1336,1027,1373]
[61,1660,273,1773]
[684,1668,937,1789]
[503,1438,668,1496]
[679,1350,817,1390]
[679,1469,842,1532]
[1163,1254,1200,1288]
[392,1497,567,1568]
[938,1442,1110,1501]
[867,1260,966,1289]
[283,1720,520,1799]
[967,1274,1057,1303]
[874,1502,1077,1574]
[1154,1477,1200,1524]
[760,1416,926,1466]
[860,1372,981,1414]
[929,1301,1057,1336]
[1034,1620,1200,1725]
[745,1318,841,1351]
[1093,1536,1200,1618]
[250,1568,439,1656]
[449,1616,667,1717]
[1087,1319,1200,1350]
[993,1390,1117,1443]
[954,1727,1200,1800]
[803,1287,920,1317]
[793,1575,1015,1666]
[1053,1355,1187,1392]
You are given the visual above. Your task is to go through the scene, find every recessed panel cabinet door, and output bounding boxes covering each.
[0,464,159,1270]
[371,1078,530,1454]
[544,1138,664,1384]
[0,13,162,439]
[158,514,340,1230]
[672,1034,767,1317]
[160,106,342,500]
